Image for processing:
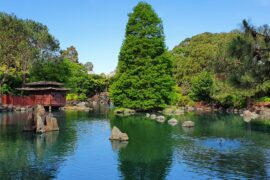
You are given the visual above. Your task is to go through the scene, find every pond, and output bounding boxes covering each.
[1,106,270,179]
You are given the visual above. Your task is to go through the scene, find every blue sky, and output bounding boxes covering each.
[0,0,269,73]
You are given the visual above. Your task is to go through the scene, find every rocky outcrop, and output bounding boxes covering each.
[109,126,129,141]
[114,108,135,116]
[24,105,59,133]
[168,118,178,126]
[182,121,195,128]
[60,102,92,112]
[88,92,110,105]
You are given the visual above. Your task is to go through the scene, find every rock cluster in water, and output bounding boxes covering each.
[24,105,59,133]
[146,113,195,127]
[114,108,136,116]
[109,126,129,141]
[147,113,166,123]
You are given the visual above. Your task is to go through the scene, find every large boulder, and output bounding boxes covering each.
[182,121,195,128]
[168,118,178,126]
[109,126,129,141]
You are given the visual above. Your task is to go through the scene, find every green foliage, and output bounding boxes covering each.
[228,20,270,91]
[110,2,175,111]
[212,80,250,108]
[30,57,107,98]
[169,86,193,106]
[178,94,194,106]
[78,93,87,101]
[0,12,59,92]
[257,96,270,102]
[189,71,213,102]
[171,21,270,108]
[171,32,239,86]
[60,46,79,63]
[30,58,70,83]
[63,58,106,96]
[66,93,78,101]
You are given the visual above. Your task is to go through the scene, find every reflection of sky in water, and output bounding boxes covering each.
[195,138,246,152]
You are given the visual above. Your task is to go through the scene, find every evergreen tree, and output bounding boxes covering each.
[110,2,175,111]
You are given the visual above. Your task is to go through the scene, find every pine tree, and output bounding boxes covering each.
[110,2,175,111]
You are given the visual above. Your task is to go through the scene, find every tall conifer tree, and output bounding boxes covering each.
[110,2,175,110]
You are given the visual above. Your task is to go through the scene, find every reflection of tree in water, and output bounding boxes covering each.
[171,113,270,179]
[110,115,173,180]
[0,112,78,179]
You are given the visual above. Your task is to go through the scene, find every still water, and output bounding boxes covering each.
[1,106,270,180]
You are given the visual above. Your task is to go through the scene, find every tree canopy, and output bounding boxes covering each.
[60,46,79,63]
[0,12,59,94]
[110,2,175,110]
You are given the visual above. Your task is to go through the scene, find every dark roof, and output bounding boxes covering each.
[17,87,69,91]
[25,81,64,86]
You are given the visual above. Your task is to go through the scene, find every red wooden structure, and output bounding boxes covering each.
[1,81,68,107]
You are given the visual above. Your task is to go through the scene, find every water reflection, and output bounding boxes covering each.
[0,112,78,180]
[111,115,173,180]
[110,141,128,152]
[170,113,270,179]
[1,110,270,179]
